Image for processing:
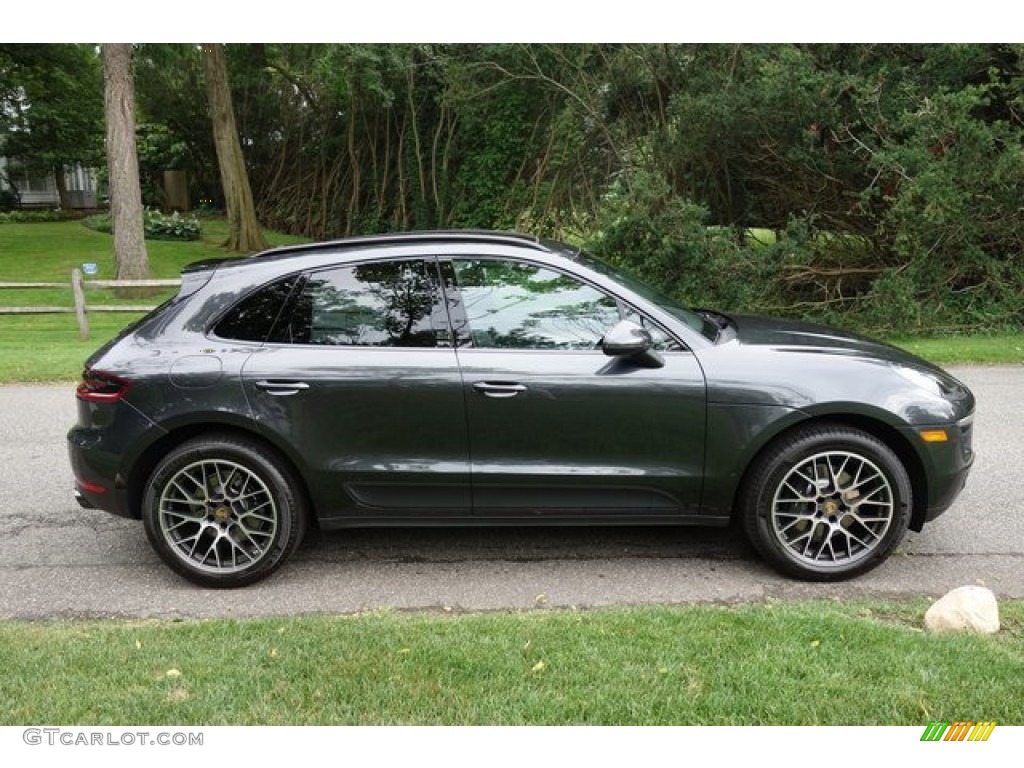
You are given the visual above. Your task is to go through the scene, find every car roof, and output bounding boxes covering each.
[182,230,557,274]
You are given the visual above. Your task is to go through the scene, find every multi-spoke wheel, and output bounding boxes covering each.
[741,424,911,581]
[143,435,306,588]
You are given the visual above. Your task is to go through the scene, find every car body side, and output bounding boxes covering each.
[68,239,974,537]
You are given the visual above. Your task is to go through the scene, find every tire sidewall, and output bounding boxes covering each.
[142,437,305,588]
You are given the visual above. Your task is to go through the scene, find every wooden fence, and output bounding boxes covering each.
[0,269,181,339]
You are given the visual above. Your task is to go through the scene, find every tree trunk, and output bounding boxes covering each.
[53,165,72,210]
[202,43,269,253]
[102,43,149,281]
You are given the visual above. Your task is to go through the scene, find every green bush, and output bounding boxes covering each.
[0,188,20,212]
[79,213,112,233]
[81,209,201,241]
[0,209,78,224]
[145,209,201,240]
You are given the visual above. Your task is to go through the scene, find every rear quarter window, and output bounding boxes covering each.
[212,276,299,342]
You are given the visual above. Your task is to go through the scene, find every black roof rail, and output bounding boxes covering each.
[262,229,548,257]
[183,230,552,274]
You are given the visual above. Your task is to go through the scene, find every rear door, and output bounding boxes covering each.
[240,257,471,522]
[442,257,707,518]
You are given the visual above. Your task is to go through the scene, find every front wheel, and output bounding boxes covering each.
[740,424,912,581]
[142,435,307,588]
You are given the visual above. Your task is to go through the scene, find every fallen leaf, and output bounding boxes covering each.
[135,640,142,650]
[269,648,278,658]
[531,660,545,673]
[165,669,181,678]
[810,640,821,648]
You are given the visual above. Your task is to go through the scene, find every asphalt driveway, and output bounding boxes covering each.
[0,366,1020,619]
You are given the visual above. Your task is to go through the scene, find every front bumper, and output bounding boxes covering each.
[915,412,975,528]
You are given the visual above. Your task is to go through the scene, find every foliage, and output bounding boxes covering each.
[0,209,77,223]
[0,186,19,211]
[144,209,202,240]
[5,43,1024,333]
[0,221,1018,383]
[0,44,104,208]
[82,209,201,241]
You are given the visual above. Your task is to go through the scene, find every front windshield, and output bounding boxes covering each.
[546,242,717,340]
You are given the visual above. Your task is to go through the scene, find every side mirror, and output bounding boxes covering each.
[601,320,664,368]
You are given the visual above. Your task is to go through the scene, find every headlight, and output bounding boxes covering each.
[892,365,968,400]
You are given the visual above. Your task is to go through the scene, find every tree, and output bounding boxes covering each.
[0,44,103,210]
[202,43,268,252]
[103,43,149,281]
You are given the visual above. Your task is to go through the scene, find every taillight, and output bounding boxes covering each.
[76,479,107,494]
[76,369,131,403]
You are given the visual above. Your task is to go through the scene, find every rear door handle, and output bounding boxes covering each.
[254,379,310,396]
[472,381,527,399]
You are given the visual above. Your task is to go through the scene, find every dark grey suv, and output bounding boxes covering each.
[68,231,975,587]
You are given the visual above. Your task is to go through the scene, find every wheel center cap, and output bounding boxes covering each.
[822,500,840,515]
[213,506,231,523]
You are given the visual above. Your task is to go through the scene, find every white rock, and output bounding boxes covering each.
[924,586,1000,634]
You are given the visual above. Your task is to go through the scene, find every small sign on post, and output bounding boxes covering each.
[82,263,98,276]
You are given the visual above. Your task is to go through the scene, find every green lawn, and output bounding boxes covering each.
[0,219,307,381]
[2,601,1021,725]
[890,335,1024,366]
[0,218,305,284]
[1,220,1022,382]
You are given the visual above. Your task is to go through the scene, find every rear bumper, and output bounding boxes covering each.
[68,430,137,518]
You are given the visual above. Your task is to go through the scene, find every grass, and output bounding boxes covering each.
[1,220,1022,382]
[0,219,307,381]
[1,601,1021,725]
[890,335,1024,366]
[0,218,306,284]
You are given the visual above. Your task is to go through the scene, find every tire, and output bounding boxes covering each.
[142,434,307,588]
[740,424,912,581]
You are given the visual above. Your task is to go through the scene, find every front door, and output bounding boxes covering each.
[444,257,706,518]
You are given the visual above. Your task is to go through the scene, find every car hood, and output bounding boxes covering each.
[727,314,944,372]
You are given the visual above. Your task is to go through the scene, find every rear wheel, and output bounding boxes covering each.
[142,435,307,588]
[741,424,912,581]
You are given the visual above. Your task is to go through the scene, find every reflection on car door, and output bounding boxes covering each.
[443,257,707,518]
[242,257,471,522]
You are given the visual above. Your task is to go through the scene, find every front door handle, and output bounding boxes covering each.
[472,381,527,399]
[254,380,310,396]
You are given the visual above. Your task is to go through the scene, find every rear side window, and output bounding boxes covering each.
[270,259,441,347]
[213,276,298,342]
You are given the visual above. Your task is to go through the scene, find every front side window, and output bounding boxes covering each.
[271,260,440,347]
[451,259,620,350]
